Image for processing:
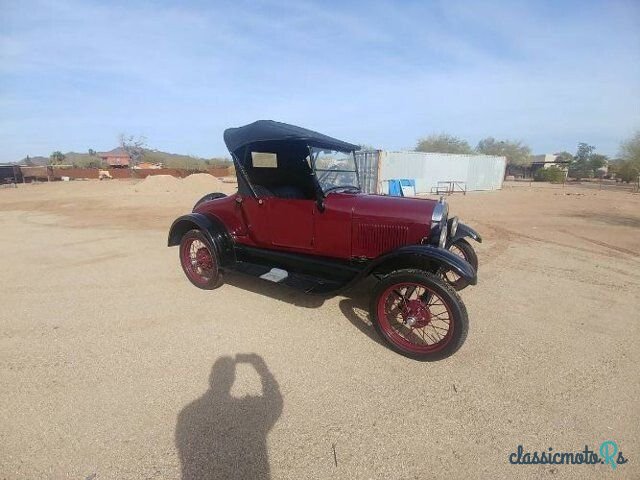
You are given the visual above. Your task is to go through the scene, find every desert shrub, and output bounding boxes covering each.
[534,166,566,183]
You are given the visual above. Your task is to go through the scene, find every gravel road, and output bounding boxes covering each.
[1,179,638,479]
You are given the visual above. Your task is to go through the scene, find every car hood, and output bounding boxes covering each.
[351,193,437,225]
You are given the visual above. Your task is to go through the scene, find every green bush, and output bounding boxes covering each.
[617,161,639,183]
[534,166,566,183]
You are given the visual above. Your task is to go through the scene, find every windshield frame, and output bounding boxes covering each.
[308,146,361,195]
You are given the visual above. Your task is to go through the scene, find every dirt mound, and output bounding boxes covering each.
[133,174,182,193]
[182,173,223,189]
[133,173,237,196]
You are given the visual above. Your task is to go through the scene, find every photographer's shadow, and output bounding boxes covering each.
[175,354,283,480]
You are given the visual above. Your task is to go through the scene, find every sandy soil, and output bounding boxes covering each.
[1,177,639,479]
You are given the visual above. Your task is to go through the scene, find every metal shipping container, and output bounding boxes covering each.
[356,150,506,194]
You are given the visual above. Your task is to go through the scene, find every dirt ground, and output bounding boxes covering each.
[1,177,639,479]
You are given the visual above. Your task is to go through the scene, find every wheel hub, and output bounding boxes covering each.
[403,299,431,328]
[195,247,213,270]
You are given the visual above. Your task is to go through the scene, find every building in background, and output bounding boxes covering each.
[0,164,23,184]
[356,150,506,195]
[531,153,572,180]
[134,162,163,169]
[99,148,131,168]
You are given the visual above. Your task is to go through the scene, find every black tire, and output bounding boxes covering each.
[369,269,468,361]
[443,238,478,291]
[179,229,224,290]
[193,192,227,211]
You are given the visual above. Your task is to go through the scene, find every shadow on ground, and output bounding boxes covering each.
[175,354,283,480]
[225,272,384,347]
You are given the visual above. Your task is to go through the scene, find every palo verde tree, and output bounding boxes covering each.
[475,137,531,166]
[415,133,473,154]
[589,154,608,178]
[49,151,66,165]
[569,143,595,179]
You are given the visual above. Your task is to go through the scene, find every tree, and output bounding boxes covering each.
[476,137,531,165]
[589,153,608,177]
[569,143,596,179]
[119,134,147,167]
[358,143,377,151]
[612,131,640,184]
[415,134,472,154]
[50,151,66,165]
[617,161,639,183]
[88,148,96,157]
[619,131,640,167]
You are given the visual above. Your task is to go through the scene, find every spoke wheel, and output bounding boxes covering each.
[179,230,223,289]
[442,239,478,291]
[370,270,468,360]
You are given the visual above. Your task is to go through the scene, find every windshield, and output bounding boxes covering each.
[310,147,360,194]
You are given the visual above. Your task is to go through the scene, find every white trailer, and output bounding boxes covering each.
[356,150,507,195]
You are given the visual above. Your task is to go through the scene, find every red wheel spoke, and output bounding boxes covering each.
[377,280,454,354]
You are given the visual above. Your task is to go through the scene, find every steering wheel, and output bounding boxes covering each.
[323,185,361,194]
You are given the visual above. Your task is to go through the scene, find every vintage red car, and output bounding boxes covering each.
[168,121,481,360]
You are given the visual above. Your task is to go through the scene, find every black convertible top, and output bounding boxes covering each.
[223,120,360,155]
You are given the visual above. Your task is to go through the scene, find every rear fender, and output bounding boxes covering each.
[363,245,477,285]
[167,213,235,267]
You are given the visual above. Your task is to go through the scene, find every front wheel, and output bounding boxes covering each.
[179,229,224,289]
[442,239,478,290]
[370,270,468,361]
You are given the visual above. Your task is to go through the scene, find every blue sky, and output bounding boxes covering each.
[1,0,638,162]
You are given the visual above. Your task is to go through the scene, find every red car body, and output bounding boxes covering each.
[194,192,435,260]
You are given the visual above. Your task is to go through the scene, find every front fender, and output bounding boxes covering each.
[449,222,482,245]
[362,244,477,285]
[167,213,235,267]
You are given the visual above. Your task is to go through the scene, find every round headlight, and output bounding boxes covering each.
[449,216,459,237]
[438,223,447,248]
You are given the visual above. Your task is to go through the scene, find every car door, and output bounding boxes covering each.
[238,196,272,246]
[267,198,315,250]
[312,193,354,259]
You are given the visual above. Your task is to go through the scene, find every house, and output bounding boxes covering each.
[530,154,571,179]
[530,154,570,170]
[133,162,163,169]
[506,153,571,179]
[99,148,131,168]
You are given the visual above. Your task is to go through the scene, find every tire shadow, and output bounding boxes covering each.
[338,295,385,348]
[175,354,283,480]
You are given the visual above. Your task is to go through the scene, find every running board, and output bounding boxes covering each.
[229,261,345,294]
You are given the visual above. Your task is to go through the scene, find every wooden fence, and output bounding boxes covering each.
[19,166,233,182]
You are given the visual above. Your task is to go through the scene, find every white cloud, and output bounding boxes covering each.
[0,0,638,160]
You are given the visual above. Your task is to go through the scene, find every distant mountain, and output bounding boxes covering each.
[16,149,231,169]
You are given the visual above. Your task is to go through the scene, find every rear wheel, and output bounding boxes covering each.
[442,239,478,290]
[370,270,468,360]
[179,229,223,289]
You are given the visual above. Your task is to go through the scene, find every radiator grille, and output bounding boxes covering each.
[356,223,409,255]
